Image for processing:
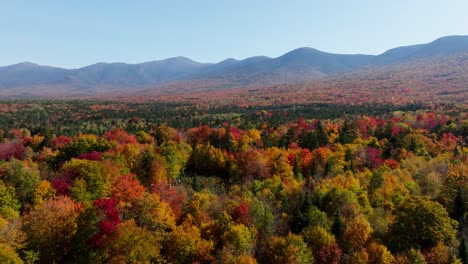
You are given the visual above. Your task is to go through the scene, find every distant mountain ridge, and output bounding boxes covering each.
[1,35,468,95]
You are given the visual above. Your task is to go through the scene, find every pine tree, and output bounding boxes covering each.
[293,155,302,180]
[315,121,328,147]
[454,186,466,222]
[332,209,344,239]
[459,237,467,264]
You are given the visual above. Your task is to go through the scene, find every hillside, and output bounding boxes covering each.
[1,35,468,97]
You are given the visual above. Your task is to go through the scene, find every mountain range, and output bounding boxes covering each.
[1,35,468,97]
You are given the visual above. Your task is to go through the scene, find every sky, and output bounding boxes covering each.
[1,0,468,68]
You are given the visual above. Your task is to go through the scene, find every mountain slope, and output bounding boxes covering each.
[0,35,468,96]
[69,57,211,88]
[195,48,373,85]
[0,62,69,87]
[373,35,468,65]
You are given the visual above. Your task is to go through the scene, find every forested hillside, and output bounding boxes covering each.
[0,103,466,263]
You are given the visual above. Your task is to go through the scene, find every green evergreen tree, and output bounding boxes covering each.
[460,237,467,264]
[332,209,344,239]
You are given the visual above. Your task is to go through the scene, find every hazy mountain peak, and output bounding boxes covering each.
[16,61,39,66]
[218,58,238,64]
[4,62,40,69]
[280,47,323,58]
[431,35,468,43]
[423,35,468,52]
[162,56,199,63]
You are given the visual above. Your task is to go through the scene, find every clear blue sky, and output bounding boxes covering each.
[1,0,468,68]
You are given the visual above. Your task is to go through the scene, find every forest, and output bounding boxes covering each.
[0,98,466,263]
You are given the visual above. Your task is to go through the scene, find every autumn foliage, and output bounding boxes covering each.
[0,105,466,263]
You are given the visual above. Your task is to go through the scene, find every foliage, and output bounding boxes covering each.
[0,243,23,264]
[266,233,314,264]
[0,180,20,218]
[94,220,162,264]
[389,197,458,251]
[2,159,40,203]
[23,196,82,263]
[0,104,465,262]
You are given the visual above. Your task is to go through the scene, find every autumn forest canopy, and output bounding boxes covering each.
[0,89,466,264]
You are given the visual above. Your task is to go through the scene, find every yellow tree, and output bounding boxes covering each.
[266,233,314,264]
[31,180,55,207]
[130,193,176,234]
[367,242,394,264]
[94,220,162,264]
[23,196,82,263]
[163,221,215,264]
[342,216,372,253]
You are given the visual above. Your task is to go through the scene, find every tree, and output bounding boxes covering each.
[302,226,336,259]
[0,217,26,260]
[102,128,136,145]
[459,238,467,264]
[0,142,27,161]
[89,198,122,247]
[342,216,372,253]
[130,193,176,233]
[423,243,451,264]
[348,248,369,264]
[28,134,45,151]
[453,185,466,222]
[135,131,154,144]
[235,148,269,182]
[180,191,212,226]
[111,174,145,204]
[293,154,303,179]
[186,143,227,177]
[159,142,192,182]
[403,133,429,156]
[307,206,329,230]
[54,135,113,166]
[94,220,162,264]
[63,159,116,203]
[367,242,394,264]
[323,188,360,220]
[265,233,314,264]
[311,147,328,177]
[232,201,250,225]
[0,180,20,219]
[221,223,257,256]
[133,147,154,187]
[0,243,23,264]
[248,198,274,239]
[389,197,458,251]
[163,222,215,264]
[331,210,344,239]
[68,207,100,263]
[291,193,312,233]
[339,120,358,144]
[299,131,319,150]
[49,135,72,150]
[317,242,342,264]
[154,125,175,145]
[316,121,329,146]
[31,180,56,207]
[221,254,258,264]
[3,159,40,203]
[437,163,467,222]
[405,248,426,264]
[23,196,82,263]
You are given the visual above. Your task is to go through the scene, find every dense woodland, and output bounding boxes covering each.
[0,99,467,263]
